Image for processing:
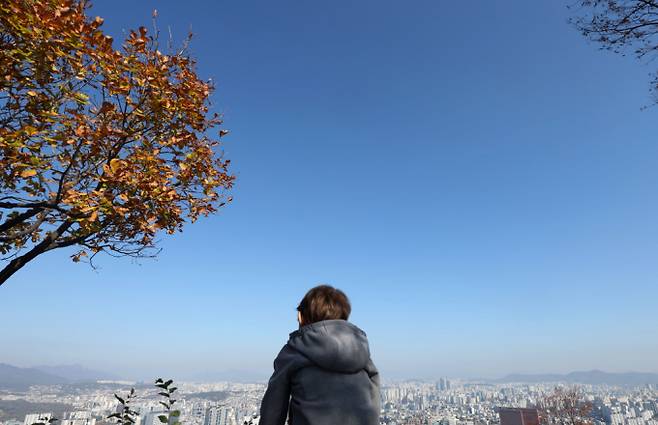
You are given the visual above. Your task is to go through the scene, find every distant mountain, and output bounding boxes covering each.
[498,370,658,386]
[35,364,120,382]
[0,363,67,391]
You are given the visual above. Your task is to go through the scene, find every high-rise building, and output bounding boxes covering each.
[60,411,95,425]
[24,414,52,425]
[437,377,451,391]
[498,408,540,425]
[141,411,168,425]
[204,407,236,425]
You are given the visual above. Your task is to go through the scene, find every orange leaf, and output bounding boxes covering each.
[21,169,37,178]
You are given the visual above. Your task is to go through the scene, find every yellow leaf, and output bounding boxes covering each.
[23,126,38,136]
[109,158,122,173]
[26,90,37,97]
[88,210,98,222]
[21,169,37,178]
[118,193,128,201]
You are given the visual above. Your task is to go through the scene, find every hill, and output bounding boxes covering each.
[0,364,67,391]
[34,365,119,382]
[498,370,658,386]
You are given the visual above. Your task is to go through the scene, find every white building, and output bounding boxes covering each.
[23,414,52,425]
[140,411,169,425]
[204,407,236,425]
[60,411,96,425]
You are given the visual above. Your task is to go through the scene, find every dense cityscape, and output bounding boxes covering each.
[3,2,658,425]
[0,379,656,425]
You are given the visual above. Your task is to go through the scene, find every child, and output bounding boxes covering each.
[259,285,381,425]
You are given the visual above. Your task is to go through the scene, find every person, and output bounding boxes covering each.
[259,285,381,425]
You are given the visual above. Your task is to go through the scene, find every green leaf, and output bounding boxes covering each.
[158,392,169,397]
[158,416,168,423]
[115,394,126,404]
[170,411,180,417]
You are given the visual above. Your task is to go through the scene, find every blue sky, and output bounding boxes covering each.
[2,0,658,381]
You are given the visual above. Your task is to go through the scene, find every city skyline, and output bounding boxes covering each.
[1,377,657,425]
[2,0,658,380]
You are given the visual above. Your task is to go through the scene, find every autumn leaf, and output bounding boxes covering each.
[109,158,122,173]
[23,126,38,136]
[20,169,37,178]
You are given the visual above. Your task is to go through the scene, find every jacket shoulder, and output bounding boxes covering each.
[273,343,311,371]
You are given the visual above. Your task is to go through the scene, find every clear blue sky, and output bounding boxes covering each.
[2,0,658,381]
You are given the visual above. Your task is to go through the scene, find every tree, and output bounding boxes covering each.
[0,0,234,285]
[571,0,658,102]
[537,386,594,425]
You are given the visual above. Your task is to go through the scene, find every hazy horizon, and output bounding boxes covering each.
[2,0,658,381]
[3,361,658,383]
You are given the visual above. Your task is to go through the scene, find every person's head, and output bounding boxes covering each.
[296,285,351,327]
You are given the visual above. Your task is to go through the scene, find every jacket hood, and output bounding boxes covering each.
[287,320,371,373]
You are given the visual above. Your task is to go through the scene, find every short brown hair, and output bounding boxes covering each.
[297,285,351,325]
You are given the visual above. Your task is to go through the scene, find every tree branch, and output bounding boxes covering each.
[0,220,74,286]
[0,207,42,233]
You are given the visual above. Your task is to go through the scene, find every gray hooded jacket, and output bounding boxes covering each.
[259,320,380,425]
